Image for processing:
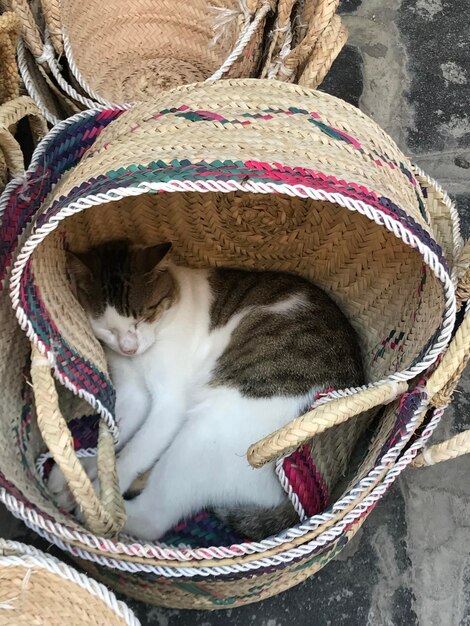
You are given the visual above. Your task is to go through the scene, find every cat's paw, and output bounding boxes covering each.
[73,504,87,526]
[47,464,75,512]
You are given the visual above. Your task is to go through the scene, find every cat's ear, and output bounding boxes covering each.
[138,242,173,274]
[66,251,93,294]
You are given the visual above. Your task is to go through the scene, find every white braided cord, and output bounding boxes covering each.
[61,30,112,106]
[36,447,97,479]
[36,31,105,110]
[16,38,60,125]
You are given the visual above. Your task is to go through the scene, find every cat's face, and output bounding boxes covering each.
[88,307,156,357]
[67,240,175,357]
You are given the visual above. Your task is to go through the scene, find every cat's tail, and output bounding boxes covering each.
[214,499,299,542]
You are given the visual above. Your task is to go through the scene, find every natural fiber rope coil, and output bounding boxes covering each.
[0,11,21,105]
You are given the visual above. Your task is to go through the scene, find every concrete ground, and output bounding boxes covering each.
[1,0,469,623]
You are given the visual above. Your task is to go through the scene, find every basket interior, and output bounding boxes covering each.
[34,190,445,386]
[0,188,448,554]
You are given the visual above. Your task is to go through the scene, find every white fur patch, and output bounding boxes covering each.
[264,293,307,315]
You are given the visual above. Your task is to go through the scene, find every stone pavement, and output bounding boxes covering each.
[1,0,469,623]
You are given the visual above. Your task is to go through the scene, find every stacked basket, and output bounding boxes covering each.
[0,540,140,625]
[0,78,469,609]
[2,0,347,123]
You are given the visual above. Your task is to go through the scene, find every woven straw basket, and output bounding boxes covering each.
[0,79,469,610]
[4,0,347,123]
[0,539,140,624]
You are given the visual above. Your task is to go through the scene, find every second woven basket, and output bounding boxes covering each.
[5,0,347,122]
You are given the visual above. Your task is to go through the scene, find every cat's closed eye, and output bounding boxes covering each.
[95,328,116,344]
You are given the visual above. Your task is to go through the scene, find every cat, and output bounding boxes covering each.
[48,239,365,541]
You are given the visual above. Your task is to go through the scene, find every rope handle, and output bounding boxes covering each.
[249,172,469,470]
[30,345,126,536]
[286,0,342,72]
[412,430,470,468]
[0,95,48,177]
[39,0,63,56]
[412,239,470,468]
[262,0,346,87]
[297,15,348,89]
[247,381,408,468]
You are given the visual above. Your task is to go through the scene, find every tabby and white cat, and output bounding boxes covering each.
[49,240,364,540]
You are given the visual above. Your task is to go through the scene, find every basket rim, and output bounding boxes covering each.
[0,390,423,573]
[0,96,461,574]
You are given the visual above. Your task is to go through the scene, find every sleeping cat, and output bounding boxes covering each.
[49,240,364,541]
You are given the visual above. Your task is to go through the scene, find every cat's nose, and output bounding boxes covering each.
[119,333,138,355]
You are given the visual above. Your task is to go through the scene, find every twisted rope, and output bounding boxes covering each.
[0,11,21,104]
[263,0,346,88]
[207,0,272,81]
